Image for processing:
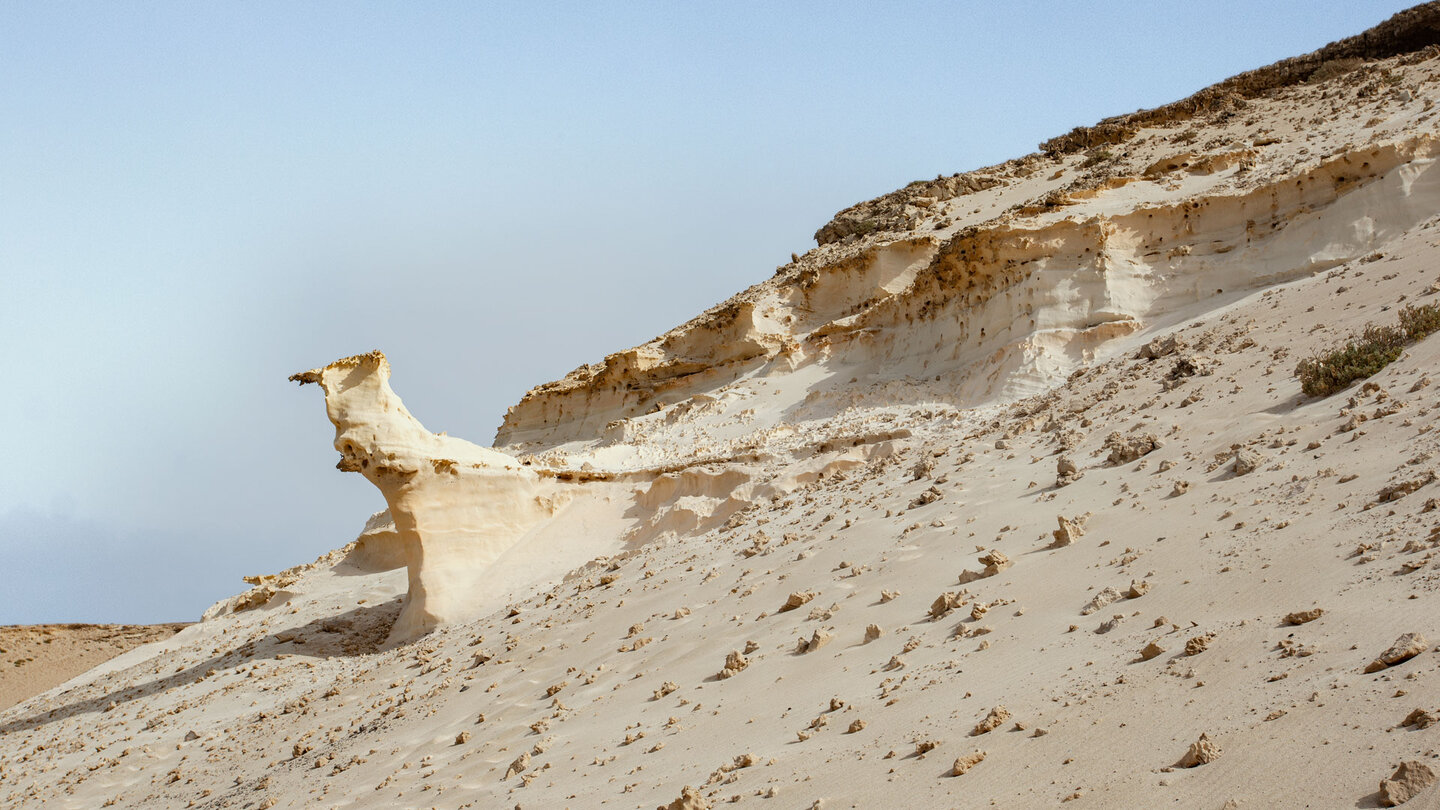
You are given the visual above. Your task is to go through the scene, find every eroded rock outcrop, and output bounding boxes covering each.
[291,351,568,642]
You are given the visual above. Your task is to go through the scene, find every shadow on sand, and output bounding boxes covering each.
[0,597,403,735]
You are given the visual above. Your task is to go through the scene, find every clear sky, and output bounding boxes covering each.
[0,1,1417,624]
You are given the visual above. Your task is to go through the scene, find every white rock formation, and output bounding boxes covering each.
[291,351,566,642]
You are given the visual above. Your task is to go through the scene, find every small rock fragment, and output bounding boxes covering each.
[1184,633,1215,656]
[1175,733,1220,768]
[1380,760,1437,806]
[971,706,1011,736]
[1284,609,1324,625]
[718,650,749,679]
[1232,447,1265,476]
[1140,641,1166,661]
[1081,587,1123,616]
[1366,633,1428,673]
[950,750,987,777]
[1051,515,1085,548]
[664,785,711,810]
[780,591,818,612]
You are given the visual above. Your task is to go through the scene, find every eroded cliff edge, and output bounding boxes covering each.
[495,6,1440,458]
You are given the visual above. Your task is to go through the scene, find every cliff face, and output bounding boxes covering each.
[495,9,1440,458]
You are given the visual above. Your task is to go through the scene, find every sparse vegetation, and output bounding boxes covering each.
[1295,303,1440,397]
[1079,148,1115,169]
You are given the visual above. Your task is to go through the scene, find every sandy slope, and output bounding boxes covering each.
[8,7,1440,810]
[0,624,188,711]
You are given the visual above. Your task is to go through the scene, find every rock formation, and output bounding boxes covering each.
[12,7,1440,809]
[290,351,567,642]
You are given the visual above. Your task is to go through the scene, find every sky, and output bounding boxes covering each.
[0,1,1418,624]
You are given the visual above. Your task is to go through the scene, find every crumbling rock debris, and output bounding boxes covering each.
[864,623,884,642]
[1056,456,1083,487]
[1171,480,1191,496]
[847,719,867,734]
[959,550,1012,583]
[718,650,750,679]
[931,592,965,619]
[915,739,942,756]
[1378,472,1437,503]
[1095,614,1125,634]
[909,485,944,508]
[1081,587,1124,616]
[504,751,531,780]
[1051,515,1086,548]
[1284,608,1324,625]
[1139,334,1186,360]
[1400,708,1438,730]
[1140,641,1167,661]
[1380,761,1437,806]
[797,630,833,654]
[1366,633,1428,673]
[971,705,1011,736]
[1184,633,1216,656]
[1166,354,1208,381]
[1126,580,1151,599]
[951,750,987,777]
[1106,432,1162,465]
[663,785,712,810]
[1176,733,1221,768]
[653,681,679,701]
[1233,447,1266,476]
[780,591,818,612]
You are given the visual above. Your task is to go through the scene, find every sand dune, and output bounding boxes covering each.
[8,6,1440,808]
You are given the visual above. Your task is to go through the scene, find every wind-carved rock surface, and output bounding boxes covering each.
[290,351,566,642]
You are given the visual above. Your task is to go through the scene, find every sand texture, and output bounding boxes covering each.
[9,5,1440,808]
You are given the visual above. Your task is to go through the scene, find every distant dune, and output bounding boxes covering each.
[0,624,188,711]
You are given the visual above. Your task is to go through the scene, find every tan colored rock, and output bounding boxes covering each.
[1138,334,1186,359]
[292,352,562,643]
[1184,633,1215,656]
[1232,447,1265,476]
[780,591,818,612]
[718,650,749,679]
[1175,733,1220,768]
[847,719,867,734]
[798,630,832,654]
[971,705,1011,736]
[504,750,531,780]
[1080,586,1123,616]
[950,750,987,776]
[979,550,1012,576]
[1400,708,1438,729]
[1105,431,1162,465]
[1284,608,1324,625]
[1140,641,1166,661]
[864,624,884,643]
[1366,633,1428,673]
[930,592,964,619]
[664,785,711,810]
[1380,761,1437,806]
[1056,456,1082,487]
[1051,515,1085,547]
[1126,580,1150,599]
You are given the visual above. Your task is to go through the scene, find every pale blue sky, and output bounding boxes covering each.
[0,2,1415,623]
